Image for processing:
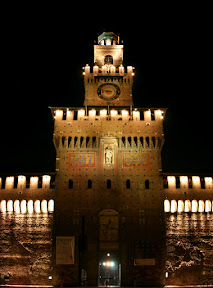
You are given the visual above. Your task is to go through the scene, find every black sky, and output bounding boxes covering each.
[1,6,212,174]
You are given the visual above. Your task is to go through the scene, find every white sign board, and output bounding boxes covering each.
[56,236,75,265]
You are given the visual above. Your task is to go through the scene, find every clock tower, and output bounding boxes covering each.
[51,32,166,287]
[83,32,134,107]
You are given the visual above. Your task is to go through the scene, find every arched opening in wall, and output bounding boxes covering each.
[152,137,156,148]
[185,200,191,212]
[140,137,144,146]
[191,200,198,212]
[99,209,120,286]
[7,200,13,212]
[198,200,205,212]
[205,200,211,212]
[164,200,170,212]
[68,136,72,148]
[80,136,84,147]
[145,180,150,189]
[62,136,66,147]
[34,200,41,213]
[92,137,96,148]
[48,199,54,212]
[98,254,121,287]
[88,179,92,189]
[86,137,90,148]
[126,179,131,189]
[21,200,27,214]
[74,136,78,147]
[0,200,6,213]
[41,200,48,213]
[104,55,113,65]
[121,137,125,146]
[145,137,149,147]
[171,200,177,213]
[177,200,184,212]
[14,200,20,213]
[128,137,131,147]
[28,200,34,214]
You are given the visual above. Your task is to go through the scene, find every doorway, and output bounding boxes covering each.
[98,254,121,287]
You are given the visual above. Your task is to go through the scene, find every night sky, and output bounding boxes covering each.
[1,7,212,174]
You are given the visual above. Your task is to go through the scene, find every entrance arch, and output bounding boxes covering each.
[98,253,121,287]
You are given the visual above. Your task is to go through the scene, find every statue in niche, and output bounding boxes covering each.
[105,146,113,165]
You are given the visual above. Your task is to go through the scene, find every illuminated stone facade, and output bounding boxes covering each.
[0,32,213,286]
[51,32,166,287]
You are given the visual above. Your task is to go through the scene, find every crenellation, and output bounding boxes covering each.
[0,174,55,190]
[52,107,165,123]
[165,175,213,191]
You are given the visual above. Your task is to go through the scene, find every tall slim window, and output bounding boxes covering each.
[145,179,150,189]
[88,179,92,189]
[126,179,131,189]
[107,179,111,189]
[69,179,73,189]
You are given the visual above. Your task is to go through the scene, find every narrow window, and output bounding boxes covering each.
[126,179,131,189]
[69,179,73,189]
[107,179,111,189]
[88,179,92,189]
[145,179,150,189]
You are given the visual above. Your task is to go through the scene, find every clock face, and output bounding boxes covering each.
[97,83,120,101]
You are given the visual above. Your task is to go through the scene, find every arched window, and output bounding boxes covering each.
[126,179,131,189]
[88,179,92,189]
[145,179,150,189]
[104,55,113,65]
[68,179,73,189]
[107,179,111,189]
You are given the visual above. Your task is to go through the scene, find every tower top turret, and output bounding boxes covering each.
[98,32,120,45]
